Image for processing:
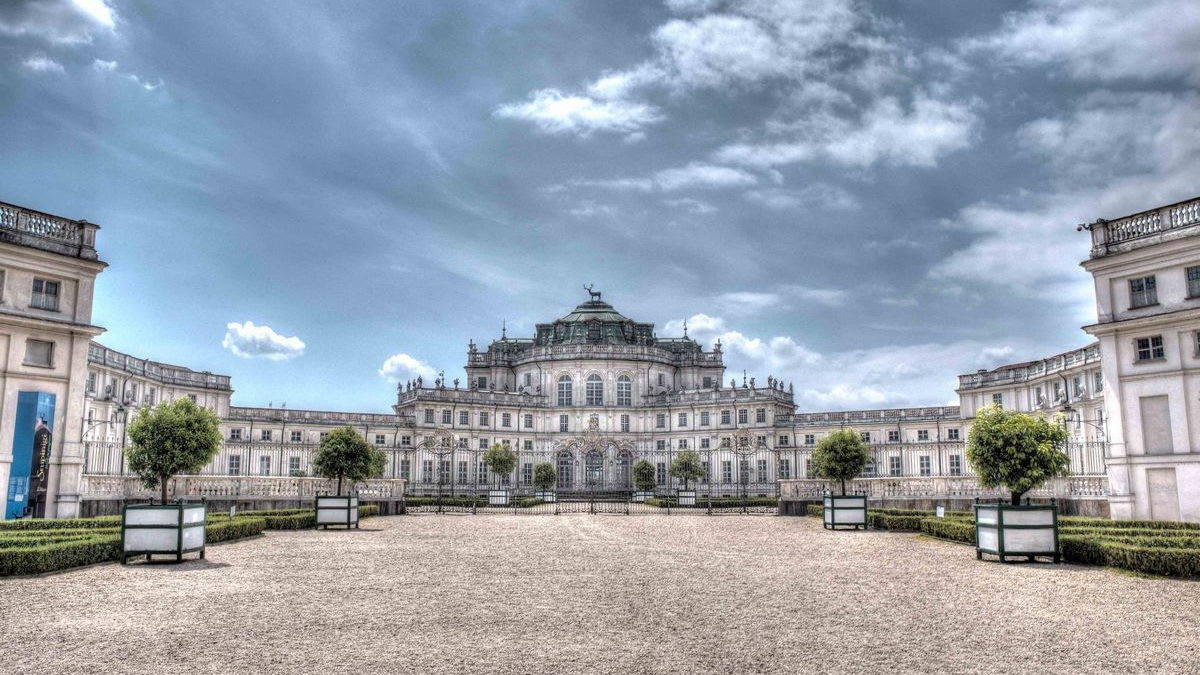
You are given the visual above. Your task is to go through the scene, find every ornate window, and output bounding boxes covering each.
[617,375,632,406]
[586,374,603,405]
[557,375,573,406]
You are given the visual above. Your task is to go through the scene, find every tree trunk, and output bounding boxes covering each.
[160,476,169,505]
[1011,490,1024,506]
[840,477,846,495]
[337,475,344,495]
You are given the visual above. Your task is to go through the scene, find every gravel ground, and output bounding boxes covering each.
[1,515,1197,675]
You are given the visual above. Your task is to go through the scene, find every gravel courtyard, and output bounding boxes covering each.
[1,515,1197,674]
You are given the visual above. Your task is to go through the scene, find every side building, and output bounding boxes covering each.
[0,200,106,519]
[1080,196,1200,521]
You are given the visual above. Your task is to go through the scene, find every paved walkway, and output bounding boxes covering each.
[1,515,1197,674]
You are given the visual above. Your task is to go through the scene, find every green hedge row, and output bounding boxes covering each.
[1061,536,1200,577]
[869,514,926,531]
[1060,516,1200,531]
[206,517,266,543]
[0,535,121,577]
[0,516,121,531]
[919,517,977,544]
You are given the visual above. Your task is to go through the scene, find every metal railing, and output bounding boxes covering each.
[79,475,407,500]
[778,475,1109,501]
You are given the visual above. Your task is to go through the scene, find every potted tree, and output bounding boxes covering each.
[631,459,656,503]
[482,442,518,506]
[122,397,222,564]
[967,405,1069,563]
[814,428,870,530]
[312,426,386,529]
[533,462,557,503]
[669,450,705,506]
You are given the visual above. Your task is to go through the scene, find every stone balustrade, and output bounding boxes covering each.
[1082,196,1200,257]
[79,475,407,500]
[778,475,1109,501]
[0,199,100,259]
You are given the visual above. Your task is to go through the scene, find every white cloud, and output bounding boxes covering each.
[222,321,305,360]
[667,313,1041,410]
[21,54,64,73]
[378,353,436,383]
[653,162,758,191]
[124,72,162,91]
[967,0,1200,85]
[716,94,978,169]
[493,89,663,136]
[0,0,116,45]
[663,198,717,214]
[568,201,620,218]
[744,184,859,210]
[933,90,1200,319]
[653,14,788,90]
[91,58,116,71]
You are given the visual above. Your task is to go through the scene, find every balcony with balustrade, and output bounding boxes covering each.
[0,200,101,260]
[1080,196,1200,258]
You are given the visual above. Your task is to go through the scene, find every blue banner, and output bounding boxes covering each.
[6,392,57,519]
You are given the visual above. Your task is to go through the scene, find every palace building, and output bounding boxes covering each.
[5,195,1199,520]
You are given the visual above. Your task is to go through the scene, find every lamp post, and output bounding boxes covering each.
[81,405,125,475]
[1061,404,1108,474]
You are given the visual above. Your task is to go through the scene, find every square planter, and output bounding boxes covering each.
[534,491,557,503]
[488,489,510,506]
[632,491,654,503]
[823,494,867,530]
[315,494,360,529]
[121,501,206,564]
[975,502,1060,563]
[677,490,697,506]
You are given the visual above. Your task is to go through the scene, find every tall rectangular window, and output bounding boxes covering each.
[888,456,901,476]
[586,376,603,405]
[401,436,411,446]
[522,463,532,485]
[1188,266,1200,298]
[755,408,766,423]
[779,435,789,446]
[701,461,710,482]
[620,414,630,432]
[1094,372,1103,393]
[804,459,814,479]
[919,455,931,476]
[887,430,900,442]
[992,393,1003,408]
[700,411,710,426]
[720,410,731,425]
[1136,335,1165,361]
[656,414,666,429]
[400,459,410,480]
[424,409,434,424]
[31,278,60,311]
[559,414,569,433]
[804,434,815,445]
[617,377,632,406]
[523,440,533,451]
[502,413,511,428]
[722,460,733,483]
[459,410,469,425]
[778,459,791,480]
[949,455,963,476]
[524,413,534,429]
[702,376,713,389]
[86,372,96,393]
[678,413,687,427]
[678,439,688,449]
[260,429,272,442]
[860,432,870,443]
[259,456,271,476]
[422,460,433,483]
[557,377,573,406]
[700,438,710,449]
[655,462,666,485]
[288,457,302,475]
[738,409,748,425]
[458,460,468,484]
[946,428,960,441]
[290,430,302,443]
[479,412,489,427]
[757,459,768,482]
[656,440,666,451]
[228,456,241,476]
[1129,275,1157,308]
[442,410,452,424]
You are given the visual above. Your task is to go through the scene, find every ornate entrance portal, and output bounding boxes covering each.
[555,415,636,493]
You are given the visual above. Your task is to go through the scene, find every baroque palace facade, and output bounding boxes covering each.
[3,196,1198,520]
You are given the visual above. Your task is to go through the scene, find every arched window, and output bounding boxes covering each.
[557,375,573,406]
[617,375,632,406]
[586,374,603,406]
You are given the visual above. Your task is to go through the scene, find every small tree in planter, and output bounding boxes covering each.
[632,459,656,502]
[312,427,386,528]
[670,450,705,506]
[967,405,1069,563]
[126,397,222,504]
[533,462,557,502]
[482,442,518,505]
[813,428,870,529]
[122,397,221,563]
[966,405,1069,505]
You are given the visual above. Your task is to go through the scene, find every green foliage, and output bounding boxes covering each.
[1059,516,1200,531]
[966,405,1069,504]
[1060,536,1200,577]
[669,450,705,490]
[920,517,977,543]
[0,535,121,576]
[813,428,870,494]
[313,426,387,494]
[869,513,927,531]
[482,443,518,487]
[533,462,557,491]
[632,459,656,492]
[206,517,265,543]
[0,516,121,531]
[125,397,223,503]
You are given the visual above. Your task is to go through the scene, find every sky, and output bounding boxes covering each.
[1,0,1197,414]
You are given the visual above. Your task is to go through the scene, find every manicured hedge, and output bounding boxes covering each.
[1060,516,1200,531]
[869,514,926,531]
[1061,536,1200,577]
[206,517,266,543]
[0,535,121,577]
[0,516,121,531]
[919,517,976,544]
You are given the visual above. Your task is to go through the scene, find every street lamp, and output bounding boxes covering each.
[1061,403,1108,473]
[81,404,125,475]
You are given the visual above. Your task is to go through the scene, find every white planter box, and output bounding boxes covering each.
[315,494,360,529]
[122,502,207,564]
[534,491,557,503]
[488,489,510,506]
[632,491,654,503]
[677,490,697,506]
[823,494,867,530]
[975,503,1060,563]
